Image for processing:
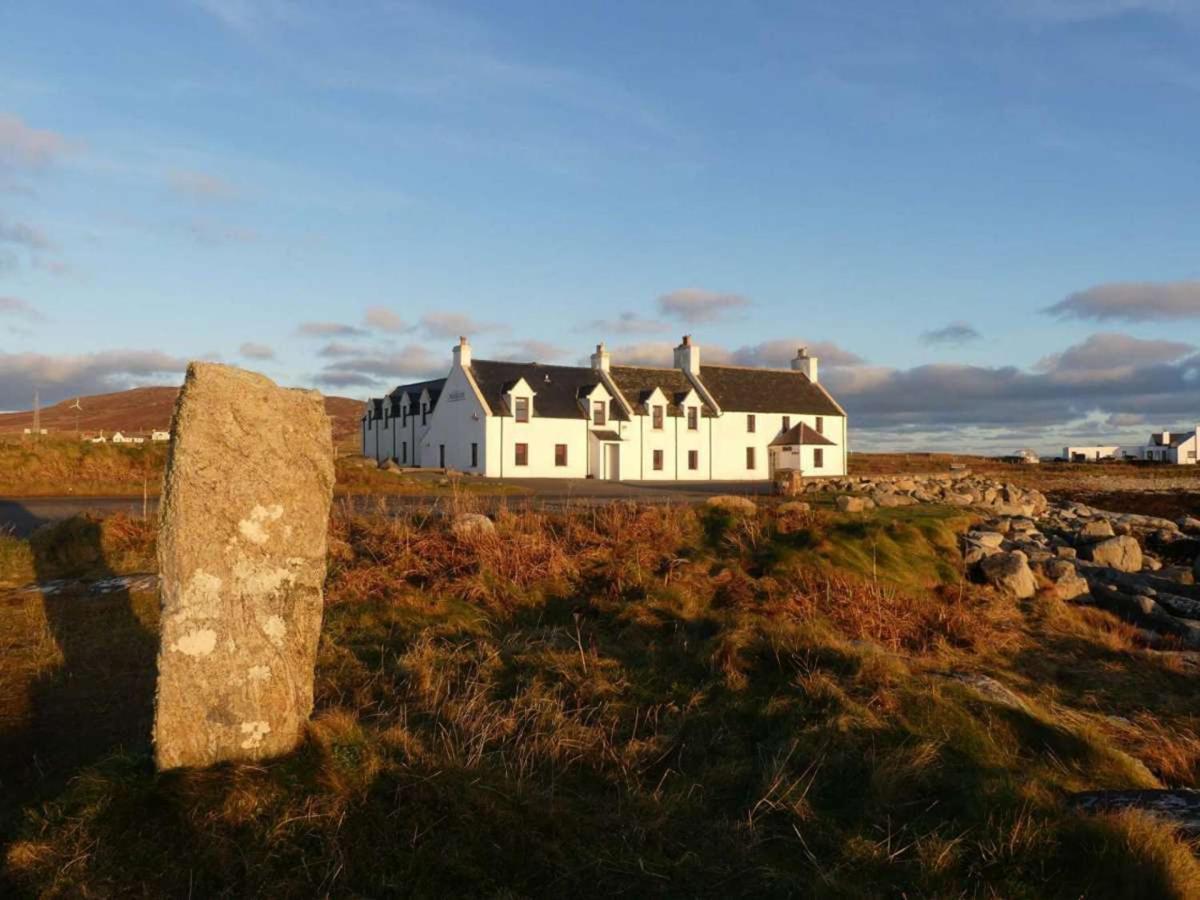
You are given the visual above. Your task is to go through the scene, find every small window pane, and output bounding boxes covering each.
[747,414,756,433]
[515,443,528,466]
[515,397,529,423]
[816,416,824,434]
[555,444,568,467]
[593,401,606,426]
[687,407,698,430]
[652,405,663,430]
[746,447,756,469]
[688,450,698,470]
[653,449,663,471]
[813,448,824,469]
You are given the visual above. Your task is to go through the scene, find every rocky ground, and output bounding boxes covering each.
[795,471,1200,840]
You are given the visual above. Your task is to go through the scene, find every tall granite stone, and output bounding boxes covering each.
[153,363,334,770]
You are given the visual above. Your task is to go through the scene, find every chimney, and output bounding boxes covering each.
[590,341,611,373]
[453,335,471,368]
[673,334,700,374]
[792,346,818,383]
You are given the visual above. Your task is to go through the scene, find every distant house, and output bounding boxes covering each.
[1063,445,1120,462]
[87,432,107,444]
[151,430,170,442]
[999,448,1040,465]
[111,432,134,444]
[22,428,47,435]
[1135,428,1199,465]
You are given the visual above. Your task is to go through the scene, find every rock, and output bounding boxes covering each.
[1079,519,1115,540]
[154,363,335,771]
[1179,516,1200,535]
[944,492,975,507]
[378,458,402,472]
[872,492,915,508]
[1088,535,1143,573]
[451,512,496,538]
[980,550,1037,599]
[1069,790,1200,838]
[1055,546,1078,560]
[837,495,868,513]
[777,501,811,515]
[706,495,758,516]
[943,672,1030,711]
[967,531,1005,549]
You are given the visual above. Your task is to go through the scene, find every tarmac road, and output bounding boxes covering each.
[1,479,774,538]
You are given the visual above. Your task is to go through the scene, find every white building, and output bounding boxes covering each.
[362,336,848,481]
[1063,445,1120,462]
[1135,427,1199,465]
[151,430,171,442]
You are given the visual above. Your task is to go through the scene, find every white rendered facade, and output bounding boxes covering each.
[362,336,848,481]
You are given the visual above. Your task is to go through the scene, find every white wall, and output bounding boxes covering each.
[420,366,487,472]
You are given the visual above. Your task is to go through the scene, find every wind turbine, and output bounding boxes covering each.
[70,397,83,437]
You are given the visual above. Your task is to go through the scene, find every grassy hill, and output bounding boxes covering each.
[0,386,365,449]
[1,502,1197,896]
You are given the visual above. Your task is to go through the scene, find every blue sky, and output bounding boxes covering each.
[1,0,1199,452]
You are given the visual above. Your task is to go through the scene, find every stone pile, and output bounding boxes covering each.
[804,472,1200,645]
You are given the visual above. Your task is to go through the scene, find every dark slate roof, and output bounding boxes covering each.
[469,359,627,421]
[388,378,447,405]
[769,423,836,447]
[699,365,842,416]
[1149,431,1195,448]
[608,365,712,416]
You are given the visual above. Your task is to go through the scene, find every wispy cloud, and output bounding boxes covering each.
[1045,280,1200,321]
[168,168,238,201]
[316,343,444,387]
[364,306,409,333]
[1034,332,1194,372]
[920,321,982,346]
[582,312,670,336]
[418,311,504,340]
[0,217,52,251]
[297,321,369,338]
[239,341,275,360]
[0,112,73,170]
[495,338,569,362]
[0,296,45,322]
[0,349,187,408]
[657,288,750,323]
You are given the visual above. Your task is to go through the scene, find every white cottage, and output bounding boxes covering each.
[362,336,847,481]
[1136,428,1199,465]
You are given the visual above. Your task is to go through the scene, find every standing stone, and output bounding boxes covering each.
[153,363,334,770]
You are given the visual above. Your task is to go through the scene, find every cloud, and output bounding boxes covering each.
[0,349,187,409]
[364,306,409,333]
[315,344,444,388]
[297,321,369,338]
[582,312,670,336]
[1105,412,1146,428]
[193,0,303,34]
[239,341,275,360]
[168,168,238,201]
[729,339,864,369]
[0,113,71,170]
[1045,281,1200,322]
[1035,332,1194,373]
[920,321,982,346]
[0,217,52,251]
[495,339,569,362]
[317,340,363,358]
[608,341,677,367]
[0,296,45,322]
[657,288,750,323]
[418,312,503,339]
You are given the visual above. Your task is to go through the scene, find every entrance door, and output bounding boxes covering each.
[605,443,620,481]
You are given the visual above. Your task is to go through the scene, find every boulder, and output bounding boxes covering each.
[1088,535,1143,573]
[967,531,1005,550]
[706,495,758,516]
[1179,516,1200,535]
[837,495,869,513]
[979,550,1037,599]
[154,363,334,771]
[378,458,402,473]
[1079,519,1115,540]
[777,501,811,515]
[451,512,496,538]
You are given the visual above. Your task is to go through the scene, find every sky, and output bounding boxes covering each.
[1,0,1199,453]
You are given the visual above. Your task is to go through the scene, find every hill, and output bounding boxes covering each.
[0,386,365,447]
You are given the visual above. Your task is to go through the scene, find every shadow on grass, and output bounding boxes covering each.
[0,516,158,866]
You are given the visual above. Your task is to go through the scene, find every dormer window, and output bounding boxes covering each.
[652,405,664,430]
[687,407,698,431]
[593,400,606,426]
[421,403,428,425]
[515,397,530,423]
[747,414,756,433]
[816,416,824,434]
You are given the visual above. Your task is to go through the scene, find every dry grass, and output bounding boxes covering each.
[2,501,1199,897]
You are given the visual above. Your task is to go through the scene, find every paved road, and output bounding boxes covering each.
[1,480,773,538]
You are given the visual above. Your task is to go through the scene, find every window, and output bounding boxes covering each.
[515,443,528,466]
[439,444,445,468]
[421,403,428,425]
[688,450,699,470]
[653,449,664,471]
[402,442,407,464]
[402,407,408,425]
[514,397,530,423]
[746,447,756,470]
[555,443,568,467]
[782,416,790,432]
[813,448,824,469]
[747,414,756,433]
[687,407,698,430]
[652,404,664,430]
[471,443,478,468]
[816,416,824,434]
[593,400,606,426]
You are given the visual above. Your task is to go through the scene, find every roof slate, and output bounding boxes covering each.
[769,422,836,447]
[469,359,626,421]
[608,365,711,416]
[699,365,842,416]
